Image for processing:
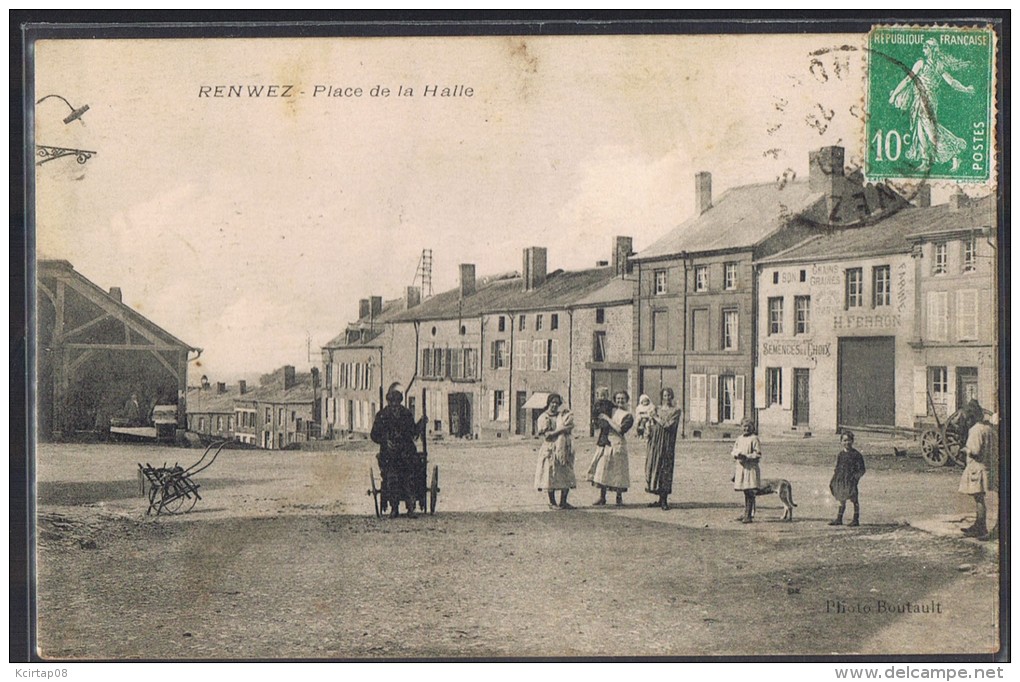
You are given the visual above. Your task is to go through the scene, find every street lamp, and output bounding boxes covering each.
[35,94,96,166]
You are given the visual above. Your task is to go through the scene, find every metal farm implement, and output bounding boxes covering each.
[138,441,226,515]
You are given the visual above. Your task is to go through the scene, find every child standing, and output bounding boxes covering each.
[732,418,762,523]
[828,431,866,526]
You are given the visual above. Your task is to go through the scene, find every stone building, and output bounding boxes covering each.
[906,194,997,423]
[631,146,906,437]
[186,376,240,440]
[232,365,316,449]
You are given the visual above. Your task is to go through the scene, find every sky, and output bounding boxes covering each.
[32,32,971,382]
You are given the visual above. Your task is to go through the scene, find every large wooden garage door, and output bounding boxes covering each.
[838,337,895,427]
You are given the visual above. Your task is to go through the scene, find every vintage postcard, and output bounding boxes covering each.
[21,18,1005,662]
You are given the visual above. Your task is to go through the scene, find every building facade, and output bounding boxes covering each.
[233,366,316,449]
[906,195,997,424]
[186,376,239,440]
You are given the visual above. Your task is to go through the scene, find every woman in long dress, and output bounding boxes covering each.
[645,388,681,510]
[586,390,634,506]
[534,393,576,509]
[889,38,975,171]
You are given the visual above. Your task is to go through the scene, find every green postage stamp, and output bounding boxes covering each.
[866,25,995,182]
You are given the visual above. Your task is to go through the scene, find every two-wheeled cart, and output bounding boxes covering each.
[368,388,440,517]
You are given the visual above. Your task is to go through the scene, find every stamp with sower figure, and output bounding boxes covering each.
[865,26,995,182]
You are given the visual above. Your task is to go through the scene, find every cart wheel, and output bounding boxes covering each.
[921,430,948,467]
[369,468,381,518]
[944,428,965,466]
[429,465,440,515]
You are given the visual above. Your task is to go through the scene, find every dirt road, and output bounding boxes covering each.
[33,436,1000,659]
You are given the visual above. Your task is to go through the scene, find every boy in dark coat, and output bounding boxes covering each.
[829,431,866,526]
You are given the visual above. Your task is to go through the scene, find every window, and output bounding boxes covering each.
[654,269,668,295]
[766,368,782,406]
[216,416,223,431]
[265,407,272,423]
[492,390,506,420]
[719,375,736,422]
[794,296,810,335]
[694,266,708,292]
[772,271,779,284]
[845,268,863,308]
[691,308,709,351]
[872,266,891,307]
[519,315,526,331]
[722,309,738,350]
[532,339,558,371]
[198,416,205,431]
[227,416,233,431]
[433,347,446,377]
[595,308,605,324]
[291,411,296,421]
[928,367,948,415]
[279,408,285,423]
[536,314,544,331]
[490,339,508,369]
[463,348,478,379]
[449,348,462,379]
[957,290,979,340]
[652,310,669,351]
[551,313,559,330]
[926,291,948,341]
[932,242,948,275]
[800,269,807,282]
[768,297,784,335]
[593,331,607,362]
[963,236,976,272]
[498,316,506,332]
[724,262,738,290]
[421,349,433,377]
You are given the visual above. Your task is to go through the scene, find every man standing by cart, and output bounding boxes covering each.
[371,389,422,519]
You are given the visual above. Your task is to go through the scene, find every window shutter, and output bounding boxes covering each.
[709,374,719,423]
[945,367,957,415]
[957,290,978,340]
[516,338,527,370]
[550,340,559,371]
[490,342,496,369]
[445,348,452,378]
[754,366,765,407]
[781,367,793,407]
[734,375,746,422]
[489,390,496,420]
[913,367,928,416]
[691,374,706,423]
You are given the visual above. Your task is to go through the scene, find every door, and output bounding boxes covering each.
[448,393,472,437]
[838,337,896,427]
[515,391,528,435]
[793,368,810,426]
[956,367,979,407]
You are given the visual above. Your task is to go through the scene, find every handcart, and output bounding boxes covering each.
[368,388,440,517]
[138,441,227,515]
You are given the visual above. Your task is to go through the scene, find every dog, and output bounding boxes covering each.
[753,479,797,521]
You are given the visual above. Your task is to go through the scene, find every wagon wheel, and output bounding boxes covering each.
[429,465,440,515]
[921,429,949,467]
[368,468,381,518]
[168,481,199,514]
[944,428,966,467]
[157,483,189,515]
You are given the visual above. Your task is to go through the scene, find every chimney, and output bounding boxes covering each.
[370,296,383,319]
[405,285,421,309]
[459,264,477,298]
[522,246,548,291]
[915,184,931,208]
[283,365,296,390]
[358,298,370,319]
[108,287,123,302]
[216,382,226,394]
[612,236,633,277]
[809,146,845,194]
[238,380,247,395]
[695,172,712,214]
[949,190,969,212]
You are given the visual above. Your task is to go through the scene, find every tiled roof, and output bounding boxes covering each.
[186,387,239,414]
[634,181,826,259]
[759,196,996,264]
[388,267,618,322]
[324,297,406,348]
[236,375,315,404]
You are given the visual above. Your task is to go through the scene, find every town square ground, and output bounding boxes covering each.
[33,433,1000,659]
